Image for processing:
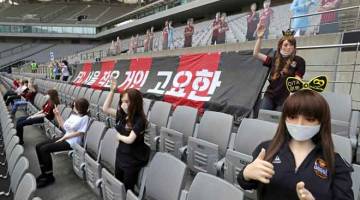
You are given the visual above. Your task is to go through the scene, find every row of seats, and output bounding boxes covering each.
[1,73,360,200]
[0,90,41,200]
[0,74,249,200]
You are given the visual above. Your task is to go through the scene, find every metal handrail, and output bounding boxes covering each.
[290,5,360,20]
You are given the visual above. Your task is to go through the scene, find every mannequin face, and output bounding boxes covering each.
[251,4,257,11]
[280,40,295,55]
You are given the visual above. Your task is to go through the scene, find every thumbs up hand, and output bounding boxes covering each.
[296,182,315,200]
[243,148,275,184]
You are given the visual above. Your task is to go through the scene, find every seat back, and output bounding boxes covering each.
[174,106,198,135]
[84,88,94,102]
[321,92,351,122]
[85,121,107,159]
[14,173,36,200]
[145,153,187,200]
[148,101,172,127]
[143,98,152,116]
[187,173,244,200]
[197,111,233,155]
[99,128,119,173]
[10,157,29,193]
[8,145,24,176]
[351,164,360,200]
[234,118,277,154]
[332,134,352,163]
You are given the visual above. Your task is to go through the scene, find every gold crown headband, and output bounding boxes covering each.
[286,75,328,93]
[282,29,295,37]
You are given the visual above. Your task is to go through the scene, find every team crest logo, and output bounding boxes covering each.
[314,158,328,179]
[291,61,297,68]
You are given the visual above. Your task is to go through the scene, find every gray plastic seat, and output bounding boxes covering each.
[98,128,125,199]
[89,90,102,118]
[84,88,95,103]
[85,128,117,196]
[72,121,107,179]
[160,106,197,159]
[332,134,352,163]
[258,109,282,123]
[352,164,360,200]
[14,173,36,200]
[0,157,29,197]
[1,145,24,179]
[180,172,244,200]
[145,101,172,151]
[224,118,277,198]
[97,91,109,122]
[127,152,187,200]
[187,111,233,175]
[143,98,152,116]
[65,85,77,105]
[321,92,358,147]
[70,87,82,103]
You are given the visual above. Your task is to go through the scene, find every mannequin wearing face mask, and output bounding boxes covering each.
[253,26,306,112]
[35,98,90,188]
[237,90,353,200]
[16,89,60,145]
[102,79,150,192]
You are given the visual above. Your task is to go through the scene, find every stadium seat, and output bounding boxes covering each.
[14,173,36,200]
[0,145,24,179]
[72,120,107,179]
[94,128,121,198]
[0,156,29,196]
[321,92,359,148]
[89,90,102,119]
[352,164,360,200]
[127,152,187,200]
[97,91,110,123]
[187,111,233,175]
[223,118,277,199]
[159,105,197,159]
[85,128,117,196]
[143,98,152,116]
[107,92,120,127]
[180,172,244,200]
[332,134,352,163]
[145,101,172,151]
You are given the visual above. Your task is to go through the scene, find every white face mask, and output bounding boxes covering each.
[121,103,129,114]
[286,122,321,141]
[45,94,50,100]
[280,49,292,58]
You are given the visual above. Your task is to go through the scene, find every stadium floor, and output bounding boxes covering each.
[15,111,97,200]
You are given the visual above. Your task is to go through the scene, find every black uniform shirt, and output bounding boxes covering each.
[114,108,149,169]
[237,141,354,200]
[263,54,306,104]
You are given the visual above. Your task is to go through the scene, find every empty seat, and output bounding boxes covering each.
[85,128,117,196]
[14,173,36,200]
[352,164,360,200]
[321,92,358,147]
[127,152,187,200]
[0,156,29,197]
[84,88,95,103]
[143,98,152,116]
[159,106,197,159]
[187,111,233,175]
[98,128,127,200]
[89,90,102,119]
[70,86,82,103]
[97,91,109,122]
[145,101,172,151]
[181,172,244,200]
[72,120,107,179]
[332,134,352,163]
[224,118,277,198]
